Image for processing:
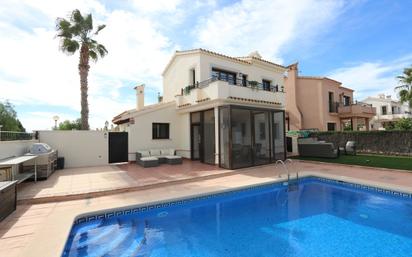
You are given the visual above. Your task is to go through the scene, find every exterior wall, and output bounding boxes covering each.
[163,54,201,102]
[38,131,108,168]
[163,51,285,103]
[286,66,354,131]
[295,78,324,130]
[319,79,353,131]
[0,140,38,160]
[126,104,190,160]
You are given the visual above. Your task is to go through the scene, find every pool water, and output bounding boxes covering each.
[62,177,412,257]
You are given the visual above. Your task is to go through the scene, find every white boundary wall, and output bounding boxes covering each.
[38,131,109,168]
[0,139,38,160]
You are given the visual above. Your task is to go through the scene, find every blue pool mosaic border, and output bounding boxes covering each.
[73,176,412,225]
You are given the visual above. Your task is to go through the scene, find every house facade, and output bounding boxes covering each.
[363,94,412,130]
[285,63,376,131]
[113,49,287,169]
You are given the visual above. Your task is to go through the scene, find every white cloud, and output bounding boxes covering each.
[0,0,178,131]
[195,0,346,64]
[131,0,183,13]
[327,55,412,100]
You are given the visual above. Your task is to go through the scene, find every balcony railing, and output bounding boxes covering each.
[329,101,373,113]
[182,77,284,95]
[0,131,35,141]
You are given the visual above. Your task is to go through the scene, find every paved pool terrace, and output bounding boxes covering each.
[1,160,412,257]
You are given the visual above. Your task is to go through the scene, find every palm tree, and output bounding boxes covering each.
[56,9,108,130]
[395,66,412,108]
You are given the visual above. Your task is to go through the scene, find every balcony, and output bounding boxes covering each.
[337,101,376,118]
[376,113,412,121]
[175,77,285,110]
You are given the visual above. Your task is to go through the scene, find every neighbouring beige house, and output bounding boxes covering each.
[113,49,287,169]
[363,94,412,130]
[285,63,376,131]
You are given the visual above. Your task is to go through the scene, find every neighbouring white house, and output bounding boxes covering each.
[363,94,412,130]
[113,49,287,169]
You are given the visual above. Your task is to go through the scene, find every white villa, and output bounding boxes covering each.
[113,49,287,169]
[363,94,412,130]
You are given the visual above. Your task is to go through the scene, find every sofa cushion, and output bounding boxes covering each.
[165,155,181,159]
[138,151,150,157]
[161,149,175,156]
[150,149,161,156]
[141,157,158,161]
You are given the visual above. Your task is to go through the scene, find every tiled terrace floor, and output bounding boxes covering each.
[17,160,227,202]
[2,160,412,257]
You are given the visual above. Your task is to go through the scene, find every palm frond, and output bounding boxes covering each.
[94,24,106,35]
[60,38,80,54]
[96,44,108,57]
[395,84,410,91]
[84,13,93,32]
[89,42,108,59]
[55,18,73,38]
[89,50,98,61]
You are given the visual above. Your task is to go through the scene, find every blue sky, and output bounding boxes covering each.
[0,0,411,131]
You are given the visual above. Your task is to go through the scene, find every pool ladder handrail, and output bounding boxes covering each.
[276,159,299,190]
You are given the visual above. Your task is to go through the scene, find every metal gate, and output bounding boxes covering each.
[108,132,128,163]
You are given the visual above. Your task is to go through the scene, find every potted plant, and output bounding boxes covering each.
[249,80,259,90]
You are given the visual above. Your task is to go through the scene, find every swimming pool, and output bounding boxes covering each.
[62,177,412,257]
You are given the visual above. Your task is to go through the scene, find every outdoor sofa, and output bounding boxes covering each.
[136,149,182,167]
[298,138,339,158]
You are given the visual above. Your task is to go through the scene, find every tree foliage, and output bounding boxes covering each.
[55,119,82,130]
[394,118,412,131]
[0,101,25,132]
[396,66,412,108]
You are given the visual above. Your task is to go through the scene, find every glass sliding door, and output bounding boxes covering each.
[203,109,215,165]
[190,112,201,160]
[253,111,270,165]
[191,110,215,164]
[218,106,286,169]
[272,111,285,160]
[231,108,253,169]
[219,107,230,169]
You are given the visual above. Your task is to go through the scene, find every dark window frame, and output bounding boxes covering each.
[382,106,387,115]
[211,68,237,85]
[327,122,336,131]
[262,79,271,91]
[152,123,170,139]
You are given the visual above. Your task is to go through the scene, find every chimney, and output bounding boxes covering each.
[134,84,145,110]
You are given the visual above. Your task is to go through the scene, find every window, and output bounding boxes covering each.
[381,106,387,115]
[242,74,247,87]
[262,79,271,91]
[327,122,336,131]
[212,68,236,85]
[343,96,351,106]
[328,92,336,112]
[152,123,170,139]
[190,68,196,85]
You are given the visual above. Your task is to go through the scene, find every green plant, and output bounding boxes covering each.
[0,101,25,132]
[56,9,108,130]
[395,65,412,108]
[249,80,259,90]
[394,117,412,130]
[55,119,82,130]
